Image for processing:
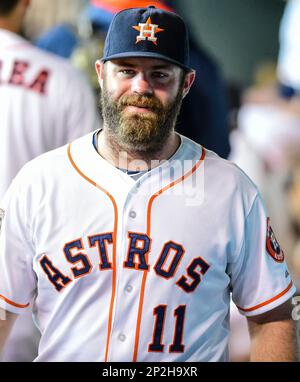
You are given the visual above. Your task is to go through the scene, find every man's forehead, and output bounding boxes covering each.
[107,57,178,71]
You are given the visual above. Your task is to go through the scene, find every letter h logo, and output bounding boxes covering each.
[132,17,164,46]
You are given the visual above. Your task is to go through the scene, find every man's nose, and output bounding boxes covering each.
[131,73,153,95]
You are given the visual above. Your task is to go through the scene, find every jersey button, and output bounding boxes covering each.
[129,211,136,219]
[125,284,133,293]
[118,333,126,342]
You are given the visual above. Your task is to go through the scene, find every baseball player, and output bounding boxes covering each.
[0,0,98,361]
[0,0,99,199]
[0,6,296,362]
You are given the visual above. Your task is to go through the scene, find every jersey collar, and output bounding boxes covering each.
[0,29,29,50]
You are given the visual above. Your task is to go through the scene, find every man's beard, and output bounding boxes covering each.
[100,79,184,154]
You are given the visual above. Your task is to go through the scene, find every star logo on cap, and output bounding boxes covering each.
[132,17,164,45]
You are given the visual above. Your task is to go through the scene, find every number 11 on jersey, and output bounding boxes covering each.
[148,305,186,353]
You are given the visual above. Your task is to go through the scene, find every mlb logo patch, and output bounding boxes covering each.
[266,218,284,262]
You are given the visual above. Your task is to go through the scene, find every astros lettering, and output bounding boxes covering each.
[39,233,210,293]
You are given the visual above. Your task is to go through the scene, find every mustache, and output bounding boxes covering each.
[118,95,163,111]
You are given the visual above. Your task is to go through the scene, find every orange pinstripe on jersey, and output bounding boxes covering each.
[0,294,30,309]
[67,143,118,362]
[236,280,294,313]
[132,147,206,362]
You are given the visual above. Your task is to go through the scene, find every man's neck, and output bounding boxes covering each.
[0,2,25,35]
[97,129,181,172]
[0,19,21,34]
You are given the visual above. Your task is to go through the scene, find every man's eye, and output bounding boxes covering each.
[119,69,135,76]
[152,72,169,79]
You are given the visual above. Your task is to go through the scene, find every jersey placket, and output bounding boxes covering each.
[105,155,196,361]
[106,180,149,361]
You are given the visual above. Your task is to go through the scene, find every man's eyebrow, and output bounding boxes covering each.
[114,60,174,70]
[114,60,136,67]
[151,64,174,70]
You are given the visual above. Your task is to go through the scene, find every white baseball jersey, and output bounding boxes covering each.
[0,131,295,362]
[0,28,99,200]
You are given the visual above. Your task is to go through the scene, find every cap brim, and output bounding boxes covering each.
[101,51,193,72]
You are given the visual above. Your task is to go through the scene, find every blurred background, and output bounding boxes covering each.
[173,0,285,86]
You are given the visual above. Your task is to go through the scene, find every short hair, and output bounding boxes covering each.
[0,0,19,16]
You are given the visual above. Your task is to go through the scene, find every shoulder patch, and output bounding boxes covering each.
[266,218,284,263]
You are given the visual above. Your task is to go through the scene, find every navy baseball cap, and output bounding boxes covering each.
[101,5,192,72]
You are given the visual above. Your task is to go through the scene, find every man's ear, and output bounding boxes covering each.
[95,60,105,90]
[182,70,196,99]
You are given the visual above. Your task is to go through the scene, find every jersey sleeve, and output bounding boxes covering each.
[0,170,37,314]
[229,193,296,317]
